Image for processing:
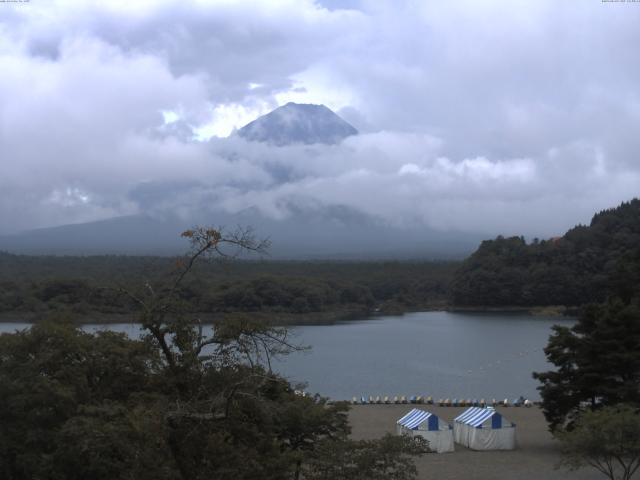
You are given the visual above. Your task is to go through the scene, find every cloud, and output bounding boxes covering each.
[0,0,639,241]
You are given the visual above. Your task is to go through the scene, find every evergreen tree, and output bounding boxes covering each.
[533,298,640,431]
[451,198,640,307]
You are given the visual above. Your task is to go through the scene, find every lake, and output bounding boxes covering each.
[0,311,573,401]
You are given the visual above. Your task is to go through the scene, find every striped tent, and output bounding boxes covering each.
[453,407,516,450]
[396,408,454,453]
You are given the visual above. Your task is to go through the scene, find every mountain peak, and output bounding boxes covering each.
[237,102,358,146]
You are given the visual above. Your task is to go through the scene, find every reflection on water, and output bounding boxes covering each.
[0,311,573,400]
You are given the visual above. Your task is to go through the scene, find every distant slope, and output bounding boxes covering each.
[0,208,483,260]
[237,102,358,145]
[0,215,187,256]
[450,199,640,307]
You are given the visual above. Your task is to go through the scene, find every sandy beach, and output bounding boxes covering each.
[349,405,602,480]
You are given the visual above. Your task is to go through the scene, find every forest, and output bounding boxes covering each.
[0,252,456,323]
[450,199,640,307]
[1,199,639,323]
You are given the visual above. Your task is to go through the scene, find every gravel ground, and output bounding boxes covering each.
[348,405,603,480]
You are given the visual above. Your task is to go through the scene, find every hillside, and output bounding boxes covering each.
[450,199,640,307]
[0,210,482,260]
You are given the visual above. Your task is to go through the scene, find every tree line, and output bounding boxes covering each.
[529,201,640,480]
[0,253,455,322]
[451,199,640,307]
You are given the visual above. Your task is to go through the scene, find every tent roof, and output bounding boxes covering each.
[397,408,435,429]
[454,407,500,427]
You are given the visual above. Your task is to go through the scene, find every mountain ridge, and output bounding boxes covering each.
[0,209,482,260]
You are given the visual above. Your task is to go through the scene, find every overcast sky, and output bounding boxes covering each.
[1,0,639,238]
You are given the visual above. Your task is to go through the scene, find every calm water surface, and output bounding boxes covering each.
[0,311,573,400]
[278,311,573,400]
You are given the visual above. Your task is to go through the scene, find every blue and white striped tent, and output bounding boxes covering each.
[397,409,454,453]
[453,407,516,450]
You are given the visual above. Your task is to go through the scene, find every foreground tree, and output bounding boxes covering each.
[533,298,640,431]
[304,434,428,480]
[557,405,640,480]
[0,226,425,480]
[0,320,167,479]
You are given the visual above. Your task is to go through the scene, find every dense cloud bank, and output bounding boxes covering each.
[1,0,639,238]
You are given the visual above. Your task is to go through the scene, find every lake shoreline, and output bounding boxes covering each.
[1,311,575,400]
[0,303,576,326]
[446,305,579,317]
[0,309,378,326]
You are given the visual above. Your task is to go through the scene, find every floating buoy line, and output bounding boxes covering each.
[294,348,545,406]
[347,396,536,407]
